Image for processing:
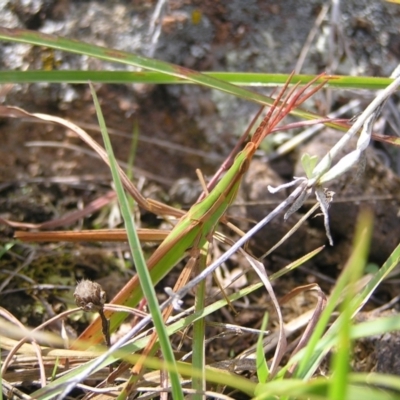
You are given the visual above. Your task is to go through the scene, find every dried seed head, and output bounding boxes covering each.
[74,279,106,312]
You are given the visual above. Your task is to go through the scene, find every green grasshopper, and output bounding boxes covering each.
[76,74,326,347]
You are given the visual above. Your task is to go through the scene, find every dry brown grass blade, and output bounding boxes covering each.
[0,105,184,219]
[240,251,286,378]
[14,228,169,242]
[1,304,144,377]
[279,284,327,374]
[251,73,328,148]
[2,378,33,400]
[0,191,116,230]
[0,308,46,387]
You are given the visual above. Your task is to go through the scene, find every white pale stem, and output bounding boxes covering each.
[309,73,400,186]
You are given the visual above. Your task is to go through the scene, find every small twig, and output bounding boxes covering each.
[146,0,168,57]
[295,3,330,73]
[261,202,320,259]
[98,309,111,348]
[1,378,33,400]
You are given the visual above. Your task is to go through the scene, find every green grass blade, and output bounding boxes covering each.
[328,210,373,400]
[0,242,14,259]
[0,28,352,130]
[351,313,400,338]
[256,313,270,384]
[191,243,208,399]
[255,377,399,400]
[0,70,394,90]
[89,83,184,400]
[350,372,400,394]
[126,119,139,180]
[294,211,373,380]
[0,27,274,105]
[353,242,400,313]
[289,240,400,381]
[269,246,325,281]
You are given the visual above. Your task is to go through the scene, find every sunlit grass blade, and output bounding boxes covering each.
[0,242,14,259]
[328,210,373,400]
[351,314,400,338]
[254,376,398,400]
[269,246,325,281]
[308,239,400,378]
[350,372,400,393]
[287,238,400,383]
[0,70,394,90]
[293,210,373,380]
[256,313,270,384]
[89,83,184,400]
